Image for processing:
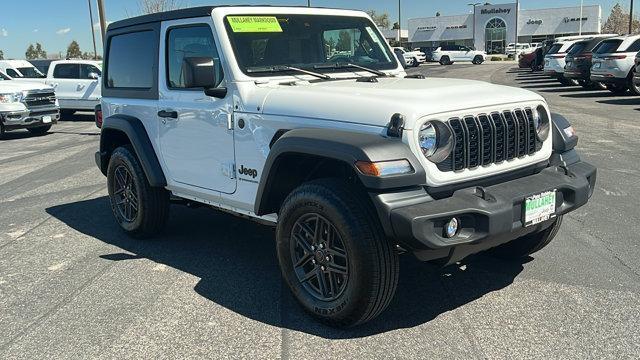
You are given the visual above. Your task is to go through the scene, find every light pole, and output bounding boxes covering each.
[307,0,311,7]
[579,0,584,35]
[97,0,107,43]
[88,0,98,60]
[468,3,481,49]
[398,0,401,44]
[630,0,635,35]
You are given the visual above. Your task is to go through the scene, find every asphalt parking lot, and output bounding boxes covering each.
[1,64,639,359]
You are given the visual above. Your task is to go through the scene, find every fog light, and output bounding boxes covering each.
[444,218,459,238]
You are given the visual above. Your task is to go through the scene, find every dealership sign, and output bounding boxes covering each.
[527,19,543,25]
[563,17,587,23]
[417,26,437,31]
[480,8,511,15]
[446,25,468,29]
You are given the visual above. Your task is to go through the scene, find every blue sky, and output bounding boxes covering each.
[0,0,632,59]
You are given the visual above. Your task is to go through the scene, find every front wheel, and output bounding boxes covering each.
[412,58,420,67]
[472,55,484,65]
[628,71,640,96]
[488,216,563,259]
[276,179,399,327]
[107,145,170,238]
[439,56,450,66]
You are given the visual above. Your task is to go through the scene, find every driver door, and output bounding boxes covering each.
[157,19,236,194]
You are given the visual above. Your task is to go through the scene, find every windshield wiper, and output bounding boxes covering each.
[246,65,331,80]
[313,62,388,77]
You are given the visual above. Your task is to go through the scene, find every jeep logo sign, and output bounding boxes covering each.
[238,165,258,178]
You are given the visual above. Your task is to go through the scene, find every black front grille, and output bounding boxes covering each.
[437,108,543,172]
[23,91,56,109]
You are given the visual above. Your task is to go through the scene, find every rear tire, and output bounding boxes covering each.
[488,216,563,259]
[27,125,52,135]
[276,178,399,327]
[107,145,170,238]
[628,70,640,96]
[439,56,450,66]
[607,83,629,94]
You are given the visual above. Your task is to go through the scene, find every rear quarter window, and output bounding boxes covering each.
[626,39,640,53]
[595,40,623,54]
[546,44,562,55]
[106,31,155,88]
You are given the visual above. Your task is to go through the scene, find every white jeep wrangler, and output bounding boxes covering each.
[96,6,596,327]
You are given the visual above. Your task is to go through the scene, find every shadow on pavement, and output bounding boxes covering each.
[60,113,95,122]
[596,98,640,106]
[560,91,619,98]
[46,196,525,339]
[0,131,51,141]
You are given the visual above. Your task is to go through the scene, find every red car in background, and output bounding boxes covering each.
[518,51,537,68]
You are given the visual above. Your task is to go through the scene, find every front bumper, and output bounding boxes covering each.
[372,158,596,264]
[1,108,60,130]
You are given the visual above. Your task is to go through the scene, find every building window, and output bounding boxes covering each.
[485,18,506,54]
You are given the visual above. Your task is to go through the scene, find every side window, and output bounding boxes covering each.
[6,68,20,77]
[107,31,155,88]
[53,64,80,79]
[80,64,102,79]
[166,25,223,89]
[627,39,640,53]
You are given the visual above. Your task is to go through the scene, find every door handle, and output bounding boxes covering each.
[157,110,178,119]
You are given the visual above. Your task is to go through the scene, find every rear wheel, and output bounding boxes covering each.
[628,70,640,96]
[439,56,450,66]
[276,178,399,327]
[488,216,563,259]
[27,125,52,135]
[607,83,629,94]
[107,145,170,238]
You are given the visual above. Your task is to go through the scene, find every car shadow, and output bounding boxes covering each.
[521,83,568,89]
[46,196,526,339]
[596,98,640,106]
[560,91,620,98]
[60,113,95,122]
[0,130,51,141]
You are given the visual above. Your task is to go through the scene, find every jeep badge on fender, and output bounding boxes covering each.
[95,5,596,328]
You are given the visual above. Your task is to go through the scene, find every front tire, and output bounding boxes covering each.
[412,57,420,67]
[276,179,399,327]
[107,145,170,238]
[472,55,484,65]
[628,70,640,96]
[27,125,52,135]
[488,216,563,259]
[439,56,450,66]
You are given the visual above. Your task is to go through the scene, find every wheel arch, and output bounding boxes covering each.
[98,114,167,187]
[254,128,425,216]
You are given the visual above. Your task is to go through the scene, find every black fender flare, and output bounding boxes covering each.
[254,128,425,215]
[98,114,167,187]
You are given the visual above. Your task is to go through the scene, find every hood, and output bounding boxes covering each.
[254,77,543,129]
[0,80,53,92]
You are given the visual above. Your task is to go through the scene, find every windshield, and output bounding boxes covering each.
[567,42,587,55]
[595,40,623,54]
[546,44,563,55]
[224,14,397,77]
[17,67,45,78]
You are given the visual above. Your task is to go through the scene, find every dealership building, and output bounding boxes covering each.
[408,3,602,53]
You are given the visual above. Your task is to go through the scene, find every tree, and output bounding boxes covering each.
[392,22,400,30]
[336,30,352,51]
[35,43,46,58]
[138,0,181,14]
[602,3,640,35]
[436,12,441,17]
[0,50,4,60]
[366,10,391,29]
[66,40,82,59]
[26,44,37,60]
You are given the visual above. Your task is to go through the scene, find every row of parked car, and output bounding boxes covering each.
[519,34,640,95]
[0,59,103,138]
[394,45,488,67]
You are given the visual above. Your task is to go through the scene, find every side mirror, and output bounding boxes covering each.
[182,56,226,98]
[88,72,99,80]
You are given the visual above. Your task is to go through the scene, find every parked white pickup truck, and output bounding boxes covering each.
[0,71,59,138]
[0,60,45,79]
[20,59,101,115]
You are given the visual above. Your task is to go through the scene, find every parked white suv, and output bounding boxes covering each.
[0,71,59,138]
[392,47,425,67]
[506,43,531,57]
[590,35,640,95]
[431,45,486,65]
[0,60,45,79]
[96,6,596,327]
[20,59,102,115]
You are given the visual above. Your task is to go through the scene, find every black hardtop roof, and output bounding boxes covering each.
[107,5,346,31]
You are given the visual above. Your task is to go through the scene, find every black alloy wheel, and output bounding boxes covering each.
[290,213,349,301]
[113,164,139,223]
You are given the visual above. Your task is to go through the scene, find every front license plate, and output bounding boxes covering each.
[523,191,556,227]
[42,116,52,123]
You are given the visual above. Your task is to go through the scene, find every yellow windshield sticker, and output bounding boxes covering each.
[228,16,283,33]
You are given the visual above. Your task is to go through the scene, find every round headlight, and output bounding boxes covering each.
[418,120,453,163]
[533,105,550,141]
